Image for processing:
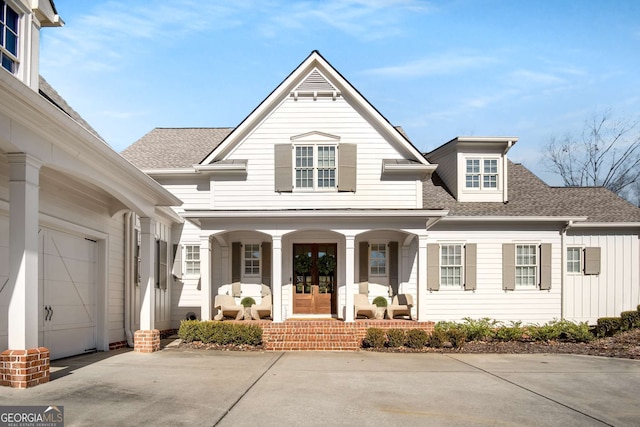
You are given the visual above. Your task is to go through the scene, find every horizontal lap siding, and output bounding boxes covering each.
[214,98,419,210]
[422,228,562,324]
[564,232,639,324]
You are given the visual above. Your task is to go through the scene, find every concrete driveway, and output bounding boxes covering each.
[1,346,639,426]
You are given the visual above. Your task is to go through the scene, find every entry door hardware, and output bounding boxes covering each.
[44,305,53,321]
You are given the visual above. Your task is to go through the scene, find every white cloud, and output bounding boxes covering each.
[363,52,499,77]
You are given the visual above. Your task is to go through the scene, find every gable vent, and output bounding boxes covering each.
[292,69,341,100]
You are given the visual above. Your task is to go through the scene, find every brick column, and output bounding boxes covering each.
[133,329,160,353]
[1,348,50,388]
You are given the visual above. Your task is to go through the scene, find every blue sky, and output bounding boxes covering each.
[41,0,640,185]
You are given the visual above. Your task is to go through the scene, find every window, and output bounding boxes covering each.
[244,243,260,276]
[516,244,537,287]
[369,243,386,276]
[440,244,462,287]
[567,247,582,274]
[465,158,499,189]
[295,144,336,190]
[0,1,19,73]
[185,245,200,275]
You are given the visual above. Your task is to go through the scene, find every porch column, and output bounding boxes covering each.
[417,234,428,322]
[1,154,48,388]
[200,236,212,320]
[271,236,283,322]
[344,235,355,322]
[134,217,159,353]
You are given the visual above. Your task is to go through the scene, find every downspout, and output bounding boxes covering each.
[502,141,513,203]
[560,220,574,320]
[124,212,134,347]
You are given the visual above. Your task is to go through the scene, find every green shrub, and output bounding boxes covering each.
[386,329,405,348]
[405,329,429,348]
[178,320,200,342]
[240,297,256,308]
[427,329,447,348]
[621,311,640,331]
[461,317,498,341]
[372,296,388,307]
[558,320,593,343]
[495,321,524,342]
[527,323,560,342]
[363,328,386,348]
[434,321,460,333]
[447,329,467,348]
[597,317,622,337]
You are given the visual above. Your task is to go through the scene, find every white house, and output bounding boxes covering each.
[122,51,640,329]
[0,0,182,388]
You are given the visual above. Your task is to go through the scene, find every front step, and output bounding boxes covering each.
[261,320,434,351]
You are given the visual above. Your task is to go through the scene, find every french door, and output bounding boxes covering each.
[292,244,337,315]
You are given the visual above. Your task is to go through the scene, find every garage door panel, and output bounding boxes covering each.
[44,234,95,262]
[44,254,96,283]
[46,327,95,360]
[48,304,95,327]
[45,280,95,306]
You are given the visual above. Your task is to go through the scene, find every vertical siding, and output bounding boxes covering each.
[564,231,640,323]
[107,215,125,345]
[0,213,9,352]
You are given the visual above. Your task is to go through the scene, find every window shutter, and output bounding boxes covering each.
[540,243,552,290]
[134,229,140,285]
[389,241,399,296]
[464,243,477,291]
[172,244,182,278]
[158,240,168,290]
[584,247,601,275]
[231,242,241,282]
[358,241,368,282]
[502,243,515,290]
[261,242,272,285]
[274,144,292,192]
[427,244,440,291]
[338,143,357,192]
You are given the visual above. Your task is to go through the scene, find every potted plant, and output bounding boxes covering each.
[372,296,388,320]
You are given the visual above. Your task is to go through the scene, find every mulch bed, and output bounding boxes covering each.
[177,329,640,359]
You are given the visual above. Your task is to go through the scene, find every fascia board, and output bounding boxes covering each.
[182,209,449,219]
[442,216,588,223]
[0,72,181,212]
[382,160,437,177]
[200,51,431,167]
[568,222,640,229]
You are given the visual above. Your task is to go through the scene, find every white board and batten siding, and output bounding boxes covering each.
[0,214,9,352]
[564,230,640,324]
[211,97,422,210]
[422,227,562,325]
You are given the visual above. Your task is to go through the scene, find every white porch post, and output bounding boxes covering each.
[272,236,283,322]
[138,218,156,331]
[200,236,212,320]
[417,234,428,322]
[6,153,41,350]
[344,235,355,322]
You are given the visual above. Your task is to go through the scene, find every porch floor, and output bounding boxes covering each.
[254,319,435,351]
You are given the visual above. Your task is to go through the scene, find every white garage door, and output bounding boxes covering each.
[39,228,97,360]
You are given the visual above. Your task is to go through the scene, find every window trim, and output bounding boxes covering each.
[439,243,464,288]
[515,243,538,288]
[369,242,388,278]
[243,242,261,278]
[464,156,501,191]
[0,0,21,74]
[566,246,583,275]
[292,142,338,192]
[184,244,201,276]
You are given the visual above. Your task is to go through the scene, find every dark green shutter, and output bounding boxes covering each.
[427,244,440,291]
[261,242,272,285]
[359,241,368,282]
[389,241,399,296]
[231,242,241,282]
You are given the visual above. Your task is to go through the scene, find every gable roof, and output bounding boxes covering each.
[39,76,103,141]
[199,50,433,170]
[121,128,233,169]
[423,161,640,223]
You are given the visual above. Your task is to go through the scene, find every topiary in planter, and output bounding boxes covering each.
[240,297,256,308]
[372,296,388,307]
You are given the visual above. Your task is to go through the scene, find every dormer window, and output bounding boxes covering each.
[295,144,337,190]
[465,158,499,189]
[0,1,19,73]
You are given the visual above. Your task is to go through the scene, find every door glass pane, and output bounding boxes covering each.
[294,245,312,293]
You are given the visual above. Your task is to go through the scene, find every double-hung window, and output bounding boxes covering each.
[184,245,200,275]
[244,243,260,276]
[566,247,582,274]
[0,1,19,73]
[465,158,499,189]
[440,244,462,287]
[369,243,386,276]
[515,244,537,287]
[295,144,336,190]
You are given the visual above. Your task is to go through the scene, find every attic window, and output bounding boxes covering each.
[0,0,19,73]
[465,158,499,189]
